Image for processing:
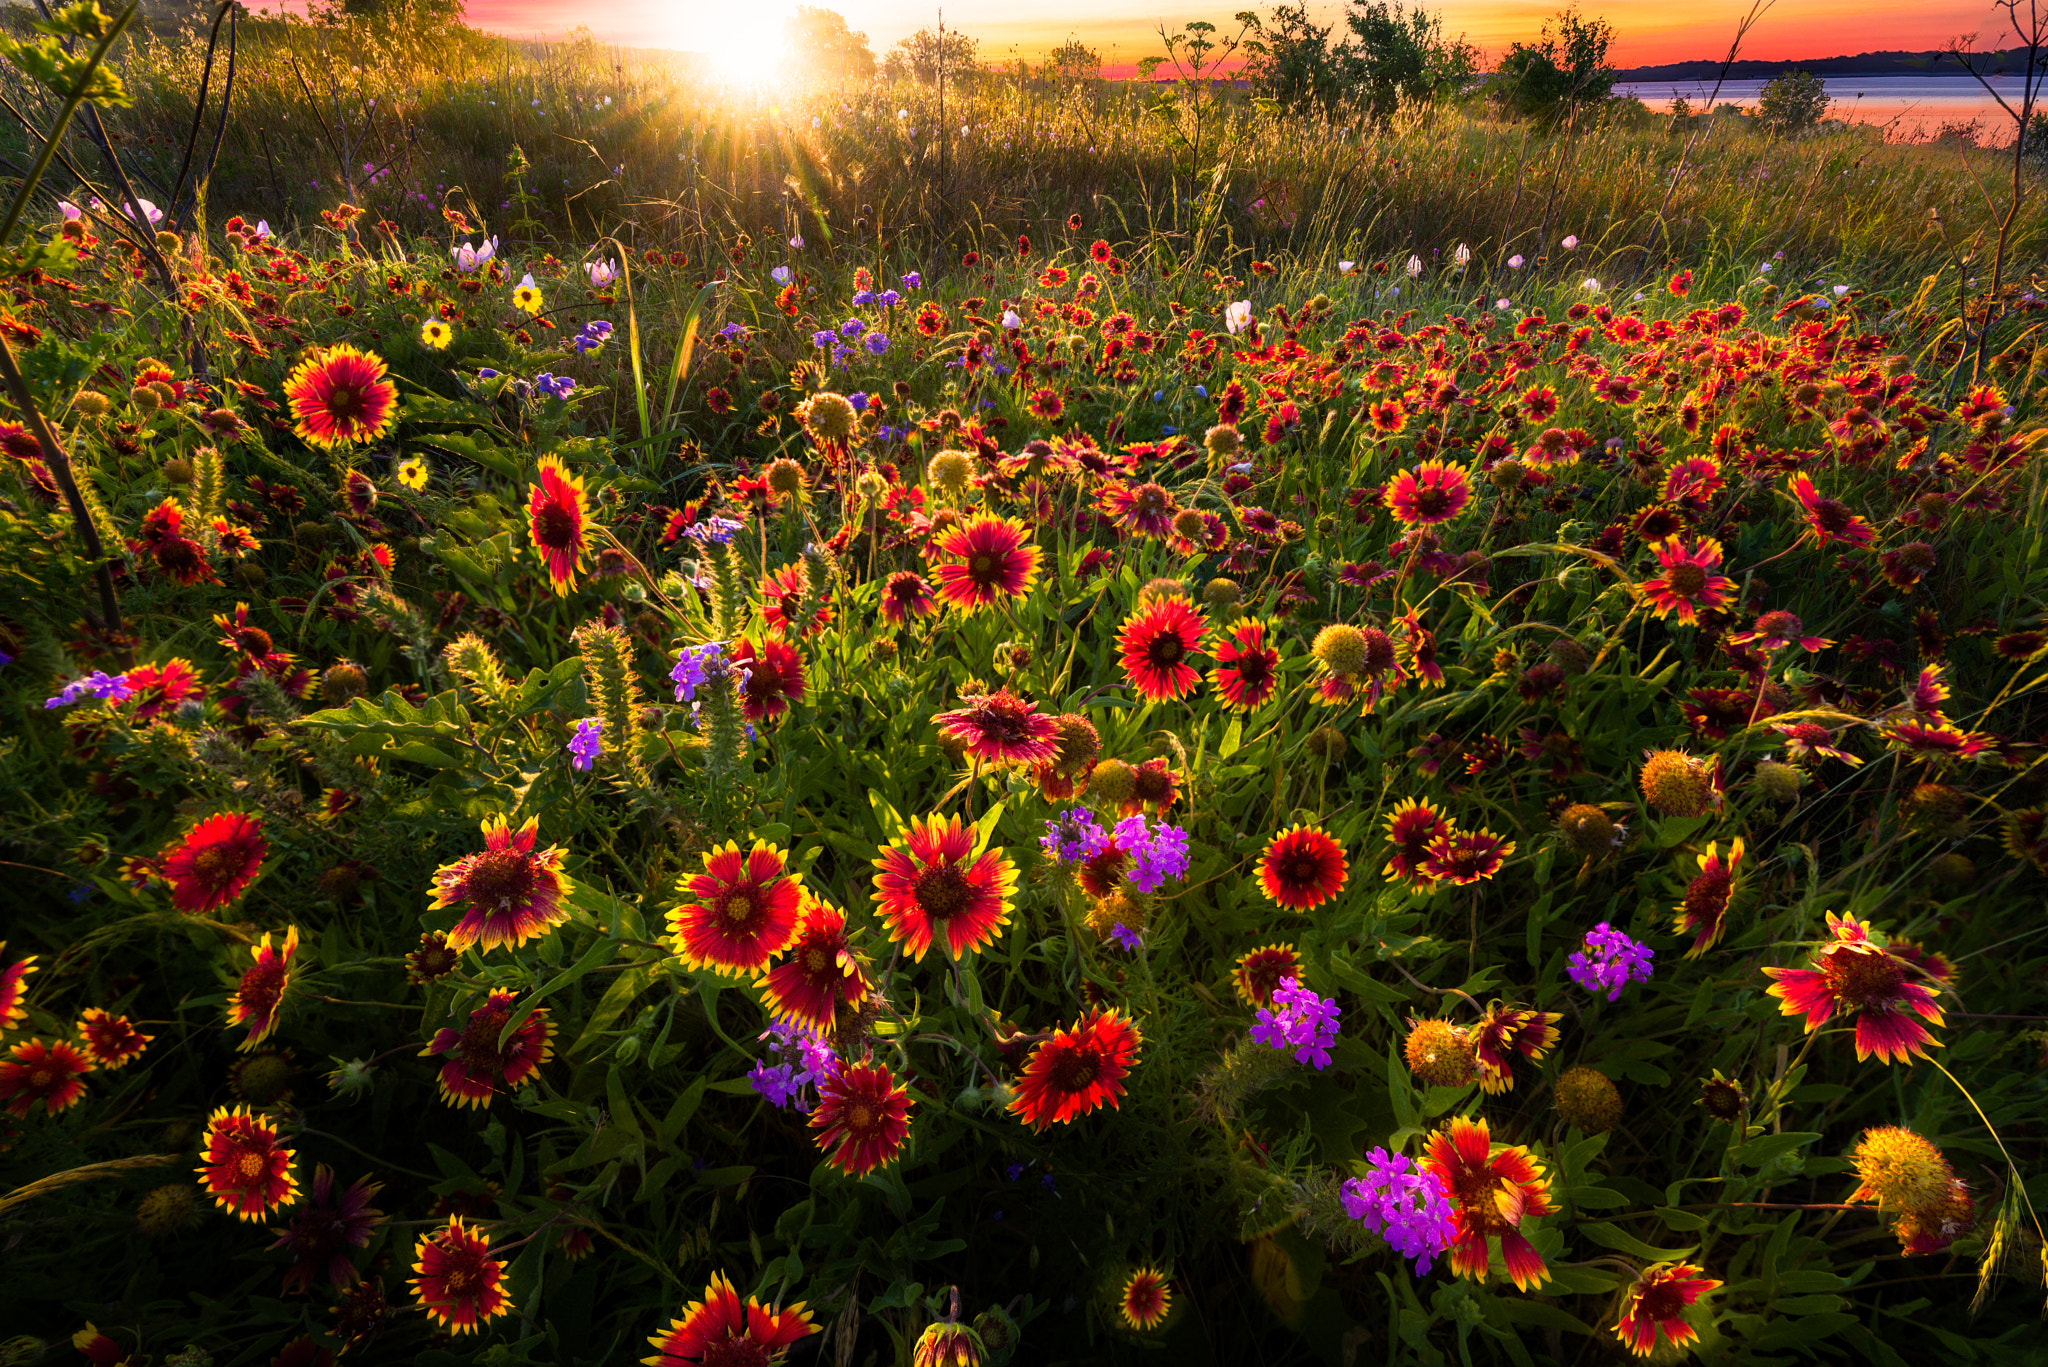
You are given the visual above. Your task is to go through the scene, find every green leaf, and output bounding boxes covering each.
[419,431,523,480]
[500,936,620,1049]
[1731,1130,1822,1169]
[1573,1222,1697,1263]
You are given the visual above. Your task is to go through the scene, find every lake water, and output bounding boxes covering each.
[1617,75,2031,144]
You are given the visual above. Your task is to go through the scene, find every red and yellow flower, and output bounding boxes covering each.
[932,689,1061,767]
[1381,798,1451,885]
[1257,825,1348,911]
[430,817,575,954]
[1116,596,1208,702]
[1422,1115,1555,1290]
[809,1057,915,1174]
[1120,1267,1172,1330]
[1384,461,1474,528]
[1639,536,1736,625]
[928,514,1041,612]
[421,989,554,1107]
[0,943,36,1027]
[1614,1263,1720,1357]
[198,1105,298,1219]
[227,926,300,1051]
[527,456,591,596]
[412,1215,513,1335]
[76,1008,151,1069]
[1763,912,1945,1063]
[0,1038,92,1117]
[1675,838,1743,957]
[644,1271,819,1366]
[670,839,805,974]
[1469,1004,1561,1094]
[756,894,870,1032]
[872,814,1017,962]
[733,636,806,721]
[1008,1008,1142,1130]
[161,812,268,914]
[1232,944,1302,1007]
[283,345,399,449]
[1210,618,1281,710]
[1419,827,1514,885]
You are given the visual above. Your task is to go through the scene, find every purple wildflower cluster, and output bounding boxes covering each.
[45,670,132,709]
[478,367,577,401]
[570,319,614,354]
[1567,922,1654,1001]
[566,718,603,771]
[670,642,734,702]
[1340,1147,1458,1274]
[1250,976,1340,1069]
[1040,807,1106,862]
[749,1019,836,1111]
[1037,809,1191,894]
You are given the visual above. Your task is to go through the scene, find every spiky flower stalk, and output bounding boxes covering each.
[573,619,646,779]
[704,538,750,641]
[444,633,512,715]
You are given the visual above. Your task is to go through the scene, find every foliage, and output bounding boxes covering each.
[882,26,979,87]
[784,4,877,83]
[1042,38,1101,84]
[1237,4,1348,120]
[1756,70,1831,138]
[1490,5,1617,127]
[1339,0,1479,128]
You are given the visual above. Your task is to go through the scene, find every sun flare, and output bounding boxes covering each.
[687,5,792,86]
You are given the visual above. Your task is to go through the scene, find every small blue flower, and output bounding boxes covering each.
[848,392,869,412]
[878,289,902,308]
[901,271,921,289]
[864,332,890,356]
[811,329,834,348]
[566,717,603,771]
[851,289,876,307]
[1195,384,1209,398]
[839,317,866,338]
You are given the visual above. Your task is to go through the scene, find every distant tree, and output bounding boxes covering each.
[884,27,978,85]
[1043,37,1100,83]
[1755,69,1830,135]
[1491,6,1615,127]
[1236,4,1346,118]
[784,7,876,82]
[1339,0,1477,127]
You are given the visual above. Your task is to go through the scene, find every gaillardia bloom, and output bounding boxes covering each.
[283,345,399,449]
[810,1057,915,1174]
[1382,798,1452,885]
[199,1105,298,1220]
[669,839,804,974]
[1419,828,1514,885]
[929,514,1041,611]
[1009,1008,1142,1130]
[1763,912,1945,1063]
[1422,1115,1555,1290]
[430,817,574,954]
[527,456,591,596]
[644,1272,819,1366]
[1258,825,1348,911]
[227,926,300,1051]
[1385,461,1474,528]
[757,894,870,1032]
[420,989,553,1107]
[880,570,937,624]
[1,943,39,1026]
[932,689,1060,767]
[1639,536,1736,625]
[1117,596,1208,702]
[77,1008,152,1068]
[271,1163,384,1294]
[733,636,806,721]
[872,813,1017,961]
[411,1216,512,1335]
[1232,943,1303,1007]
[0,1038,92,1117]
[1675,838,1743,957]
[1615,1263,1720,1357]
[1120,1268,1172,1330]
[1469,1004,1562,1094]
[161,812,268,914]
[1210,619,1281,710]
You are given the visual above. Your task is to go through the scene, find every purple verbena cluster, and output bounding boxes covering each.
[1250,976,1340,1069]
[1340,1147,1458,1275]
[1114,814,1191,893]
[1567,922,1654,1002]
[1040,807,1106,863]
[749,1020,837,1112]
[670,642,731,702]
[45,670,132,709]
[566,718,603,772]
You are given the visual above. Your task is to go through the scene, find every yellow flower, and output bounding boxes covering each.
[511,283,543,315]
[419,319,453,351]
[395,457,429,491]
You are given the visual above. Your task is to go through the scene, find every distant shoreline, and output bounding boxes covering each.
[1612,50,2015,82]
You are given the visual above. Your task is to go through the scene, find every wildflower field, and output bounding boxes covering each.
[4,3,2048,1364]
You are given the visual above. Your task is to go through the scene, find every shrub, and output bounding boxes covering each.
[1756,69,1831,137]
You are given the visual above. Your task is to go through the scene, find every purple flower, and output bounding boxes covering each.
[1251,976,1340,1069]
[532,372,577,400]
[670,642,727,701]
[566,717,603,771]
[1113,813,1191,893]
[1341,1147,1457,1275]
[864,332,890,356]
[878,289,903,308]
[811,329,835,348]
[477,367,501,380]
[44,670,132,709]
[839,317,866,338]
[848,391,869,412]
[901,271,921,289]
[851,289,876,307]
[1567,922,1654,1002]
[1041,807,1106,862]
[1109,923,1144,951]
[716,321,749,342]
[749,1019,836,1112]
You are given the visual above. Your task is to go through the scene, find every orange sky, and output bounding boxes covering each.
[465,0,2010,69]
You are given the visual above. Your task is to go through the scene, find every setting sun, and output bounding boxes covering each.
[686,3,793,85]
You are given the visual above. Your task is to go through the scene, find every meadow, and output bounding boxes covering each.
[1,3,2047,1365]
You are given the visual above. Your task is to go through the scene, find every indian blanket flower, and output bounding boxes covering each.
[1469,1004,1562,1094]
[567,717,603,771]
[1251,976,1341,1069]
[1210,618,1281,710]
[929,514,1041,612]
[283,346,399,449]
[1009,1008,1142,1131]
[1232,944,1303,1007]
[1567,923,1654,1001]
[161,812,268,914]
[0,1038,92,1117]
[421,989,553,1107]
[1382,798,1452,884]
[271,1164,384,1294]
[809,1057,915,1174]
[1,944,38,1026]
[1639,536,1736,625]
[933,689,1060,766]
[227,926,301,1051]
[732,636,806,721]
[1763,912,1945,1063]
[1615,1263,1720,1357]
[1848,1126,1976,1253]
[1257,825,1349,910]
[1120,1268,1172,1330]
[76,1008,151,1068]
[198,1105,298,1220]
[430,816,574,954]
[412,1216,512,1335]
[880,570,937,624]
[756,894,870,1032]
[1420,826,1514,885]
[1341,1147,1459,1275]
[669,840,805,974]
[1422,1115,1556,1291]
[527,456,591,595]
[1117,596,1208,702]
[1676,838,1744,956]
[873,814,1016,961]
[1788,472,1875,549]
[1385,461,1474,528]
[644,1272,819,1366]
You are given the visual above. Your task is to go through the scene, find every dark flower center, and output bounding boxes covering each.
[847,1103,875,1131]
[717,887,759,926]
[969,552,997,579]
[1281,851,1323,886]
[1412,486,1451,517]
[700,1339,773,1367]
[325,386,365,420]
[238,1151,265,1179]
[1147,633,1184,666]
[1665,564,1708,598]
[1632,1277,1689,1324]
[193,845,240,884]
[536,502,579,548]
[1047,1045,1102,1093]
[804,942,832,972]
[461,850,535,909]
[914,864,972,919]
[1823,946,1906,1009]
